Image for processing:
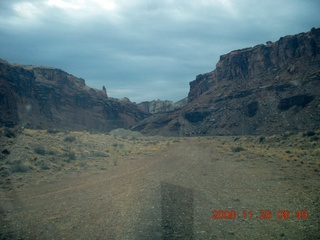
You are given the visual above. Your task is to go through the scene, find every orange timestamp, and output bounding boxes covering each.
[212,209,309,220]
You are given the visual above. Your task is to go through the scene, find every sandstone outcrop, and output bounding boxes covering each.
[0,60,148,131]
[133,27,320,136]
[137,98,187,114]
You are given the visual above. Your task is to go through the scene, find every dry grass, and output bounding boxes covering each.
[200,131,320,173]
[1,127,319,185]
[0,128,175,180]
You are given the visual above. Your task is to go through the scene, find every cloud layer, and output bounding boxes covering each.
[1,0,319,102]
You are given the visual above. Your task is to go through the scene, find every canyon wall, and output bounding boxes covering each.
[133,28,320,136]
[0,60,148,131]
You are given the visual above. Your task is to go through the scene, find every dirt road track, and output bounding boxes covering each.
[1,138,319,239]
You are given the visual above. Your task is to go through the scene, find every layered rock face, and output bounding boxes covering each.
[133,28,320,136]
[0,60,148,131]
[137,98,187,114]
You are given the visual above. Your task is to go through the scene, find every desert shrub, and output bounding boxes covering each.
[313,148,320,156]
[113,158,118,166]
[310,136,319,142]
[34,146,46,155]
[232,146,246,152]
[0,166,11,177]
[2,149,10,155]
[78,161,87,168]
[47,129,60,134]
[66,151,76,162]
[4,128,16,138]
[41,165,50,170]
[92,151,109,157]
[258,136,265,143]
[47,150,56,155]
[303,131,315,137]
[112,143,124,148]
[11,161,30,173]
[35,159,53,170]
[64,136,76,142]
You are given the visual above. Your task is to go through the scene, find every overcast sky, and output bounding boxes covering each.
[0,0,319,103]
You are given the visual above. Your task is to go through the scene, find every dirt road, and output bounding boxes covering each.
[1,137,319,239]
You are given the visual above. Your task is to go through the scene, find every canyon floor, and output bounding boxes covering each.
[0,128,319,239]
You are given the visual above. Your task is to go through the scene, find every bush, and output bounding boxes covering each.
[47,150,56,155]
[66,151,76,162]
[40,164,50,170]
[2,149,10,155]
[64,136,76,142]
[113,158,118,166]
[34,146,46,155]
[78,161,87,168]
[0,166,11,177]
[306,131,316,137]
[258,136,265,143]
[47,129,60,134]
[112,143,124,148]
[92,151,109,157]
[232,146,246,152]
[4,128,16,138]
[303,131,315,137]
[11,161,30,173]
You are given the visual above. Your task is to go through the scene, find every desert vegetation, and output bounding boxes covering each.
[1,127,319,186]
[197,131,320,173]
[0,127,176,185]
[0,127,319,239]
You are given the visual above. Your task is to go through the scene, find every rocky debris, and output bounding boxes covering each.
[0,60,148,131]
[138,98,187,114]
[133,27,320,136]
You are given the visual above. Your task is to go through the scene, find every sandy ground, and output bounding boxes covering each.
[0,131,320,239]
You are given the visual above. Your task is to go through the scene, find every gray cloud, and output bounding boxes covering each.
[1,0,319,102]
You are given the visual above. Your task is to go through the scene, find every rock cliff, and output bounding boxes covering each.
[137,98,187,114]
[133,27,320,136]
[0,60,148,131]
